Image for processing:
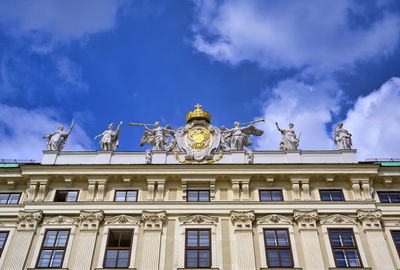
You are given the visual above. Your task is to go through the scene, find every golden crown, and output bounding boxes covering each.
[186,104,211,123]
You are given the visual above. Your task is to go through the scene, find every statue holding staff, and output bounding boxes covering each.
[275,122,299,150]
[130,121,175,151]
[334,122,352,150]
[94,122,123,151]
[221,119,264,151]
[43,119,74,151]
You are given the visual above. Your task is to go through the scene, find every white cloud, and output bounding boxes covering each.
[342,77,400,160]
[0,104,93,161]
[56,57,89,91]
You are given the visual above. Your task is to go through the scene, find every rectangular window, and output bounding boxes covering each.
[378,192,400,203]
[37,229,70,268]
[391,231,400,258]
[114,190,138,202]
[187,190,210,202]
[0,231,9,258]
[328,229,362,268]
[0,193,21,204]
[185,229,211,268]
[104,229,134,268]
[263,229,293,267]
[259,190,283,202]
[54,190,78,202]
[320,190,345,201]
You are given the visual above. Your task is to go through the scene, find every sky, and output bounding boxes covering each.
[0,0,400,162]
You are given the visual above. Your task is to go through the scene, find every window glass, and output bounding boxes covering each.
[37,230,70,268]
[260,190,283,201]
[185,229,211,268]
[320,190,344,201]
[264,229,293,267]
[0,194,8,204]
[54,190,78,202]
[187,190,210,202]
[378,192,400,203]
[104,230,133,268]
[0,193,21,204]
[328,229,362,268]
[0,231,9,257]
[114,190,138,202]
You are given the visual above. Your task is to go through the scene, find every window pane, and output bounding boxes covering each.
[329,230,342,247]
[66,191,78,202]
[50,250,64,267]
[37,250,52,267]
[199,191,209,202]
[0,232,8,249]
[186,250,198,267]
[44,231,57,247]
[346,249,361,267]
[187,230,198,247]
[126,191,137,201]
[379,192,390,203]
[199,250,210,267]
[8,194,20,204]
[271,190,283,201]
[265,230,276,247]
[55,231,69,247]
[267,249,280,267]
[54,191,67,202]
[341,230,355,247]
[334,249,347,267]
[320,191,331,201]
[105,250,117,267]
[277,230,289,246]
[119,231,133,247]
[108,231,120,247]
[115,191,126,202]
[117,250,130,267]
[199,231,210,247]
[187,191,198,202]
[0,194,8,204]
[260,191,271,201]
[393,231,400,246]
[391,193,400,203]
[332,191,344,201]
[280,249,293,267]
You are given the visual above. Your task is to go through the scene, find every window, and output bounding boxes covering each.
[328,229,362,268]
[378,192,400,203]
[0,193,21,204]
[54,190,78,202]
[263,229,293,267]
[114,190,138,202]
[185,229,211,268]
[104,229,134,268]
[187,190,210,202]
[37,230,70,268]
[391,231,400,258]
[320,190,344,201]
[259,190,283,202]
[0,231,9,257]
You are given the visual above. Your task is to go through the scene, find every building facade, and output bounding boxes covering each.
[0,150,399,270]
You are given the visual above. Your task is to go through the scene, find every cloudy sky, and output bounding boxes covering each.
[0,0,400,161]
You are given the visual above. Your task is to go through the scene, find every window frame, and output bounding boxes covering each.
[259,190,284,202]
[186,190,210,202]
[391,230,400,259]
[35,229,71,269]
[0,192,21,204]
[113,190,138,202]
[378,191,400,203]
[0,231,9,258]
[327,228,363,268]
[319,189,345,201]
[103,228,134,268]
[263,228,294,268]
[185,228,212,268]
[53,190,79,202]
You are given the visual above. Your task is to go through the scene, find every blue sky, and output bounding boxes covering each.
[0,0,400,161]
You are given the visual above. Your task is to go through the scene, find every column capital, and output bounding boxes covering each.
[141,210,166,231]
[79,210,104,230]
[357,209,382,230]
[294,209,318,230]
[17,210,43,231]
[230,210,255,231]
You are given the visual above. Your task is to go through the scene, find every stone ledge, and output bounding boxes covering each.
[260,268,302,270]
[177,268,219,270]
[27,268,68,270]
[329,268,372,270]
[95,269,137,270]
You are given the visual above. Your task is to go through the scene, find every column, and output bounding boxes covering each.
[350,178,362,200]
[147,181,155,201]
[71,210,103,270]
[291,180,300,200]
[2,210,43,270]
[230,210,256,270]
[87,180,96,201]
[302,180,311,200]
[242,180,250,201]
[293,209,325,270]
[140,210,166,270]
[156,180,165,201]
[357,209,395,270]
[232,180,240,201]
[361,180,372,200]
[26,181,37,202]
[95,179,107,201]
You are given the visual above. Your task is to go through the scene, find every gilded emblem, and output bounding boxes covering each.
[186,126,212,151]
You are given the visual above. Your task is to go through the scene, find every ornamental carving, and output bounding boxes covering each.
[79,210,104,230]
[320,214,356,225]
[105,215,141,225]
[17,210,43,230]
[141,210,166,231]
[230,210,255,231]
[256,214,293,225]
[179,214,218,225]
[44,215,77,225]
[357,209,382,230]
[294,209,318,229]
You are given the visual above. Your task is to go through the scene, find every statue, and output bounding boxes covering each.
[94,122,122,151]
[145,149,153,164]
[245,149,254,164]
[334,122,352,150]
[221,119,264,151]
[43,119,74,151]
[130,122,175,151]
[275,122,299,150]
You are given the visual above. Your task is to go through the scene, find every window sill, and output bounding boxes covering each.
[260,268,302,270]
[28,268,69,270]
[177,268,219,270]
[328,268,372,270]
[95,268,137,270]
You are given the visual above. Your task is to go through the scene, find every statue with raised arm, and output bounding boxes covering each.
[130,121,175,151]
[334,122,352,150]
[43,119,74,151]
[94,122,122,151]
[221,119,264,151]
[275,122,299,150]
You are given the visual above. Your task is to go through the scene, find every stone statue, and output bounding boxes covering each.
[94,122,122,151]
[221,120,264,151]
[136,122,175,151]
[145,149,152,164]
[245,149,254,164]
[275,122,299,150]
[334,122,352,150]
[43,119,74,151]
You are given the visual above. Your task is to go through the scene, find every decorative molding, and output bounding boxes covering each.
[79,210,104,230]
[44,215,77,225]
[230,210,255,231]
[17,210,43,230]
[320,214,356,225]
[105,215,141,225]
[141,210,166,231]
[294,209,318,230]
[256,214,293,225]
[357,209,382,230]
[179,214,218,225]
